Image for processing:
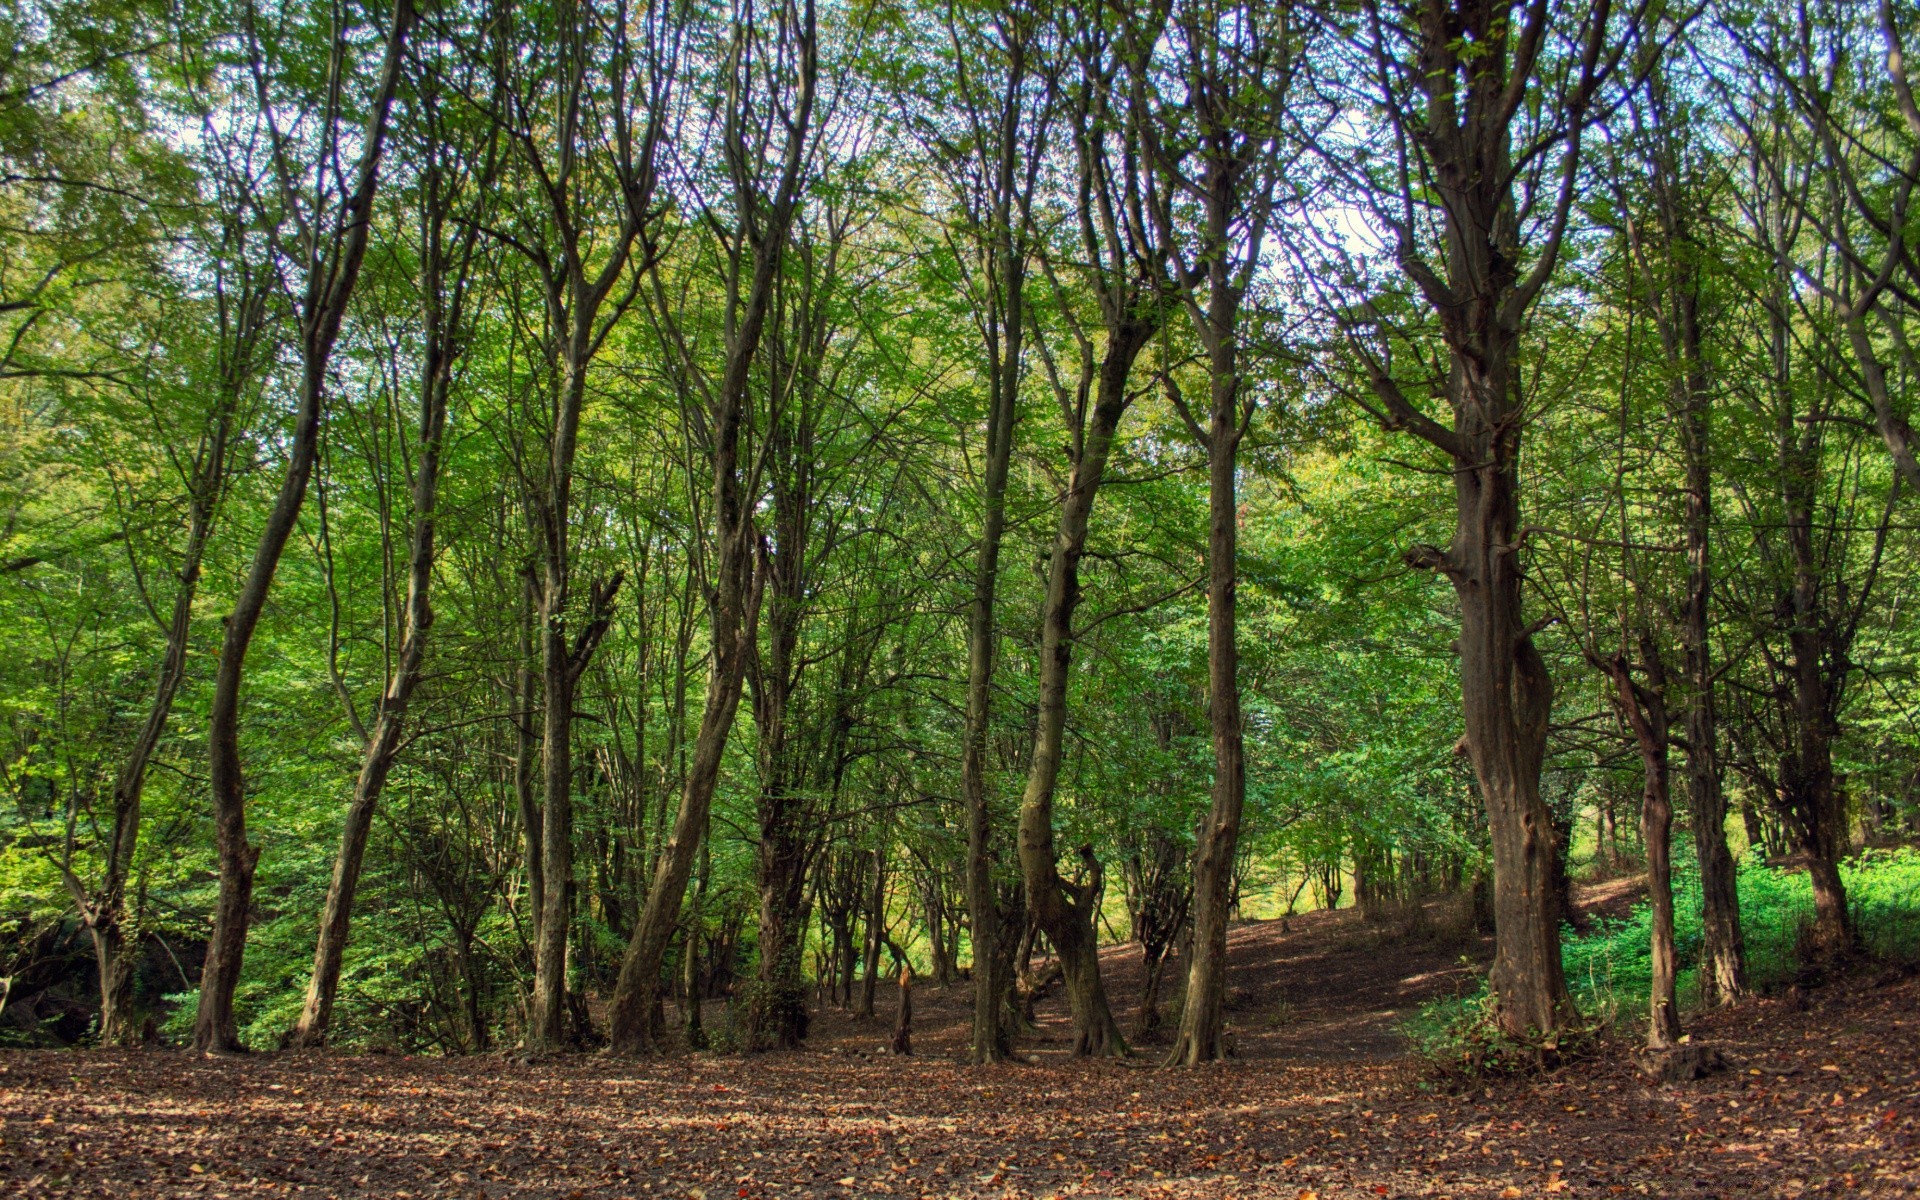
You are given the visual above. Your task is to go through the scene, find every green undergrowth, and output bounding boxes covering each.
[1407,846,1920,1078]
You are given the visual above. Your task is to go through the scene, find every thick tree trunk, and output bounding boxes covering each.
[1349,0,1608,1044]
[890,966,912,1055]
[192,0,413,1054]
[747,830,810,1050]
[1782,364,1855,961]
[1134,947,1168,1042]
[1440,469,1571,1041]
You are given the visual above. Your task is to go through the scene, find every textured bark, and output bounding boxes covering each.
[193,0,414,1054]
[528,573,623,1050]
[1340,0,1616,1040]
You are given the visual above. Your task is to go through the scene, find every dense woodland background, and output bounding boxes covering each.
[1,0,1917,1067]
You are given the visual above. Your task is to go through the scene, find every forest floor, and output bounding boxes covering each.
[3,888,1916,1199]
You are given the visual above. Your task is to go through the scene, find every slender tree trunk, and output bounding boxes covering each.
[605,1,816,1054]
[292,146,480,1045]
[1641,754,1680,1048]
[1171,315,1247,1066]
[70,409,230,1045]
[292,214,465,1045]
[1604,652,1681,1050]
[607,547,753,1054]
[514,568,543,946]
[858,846,884,1019]
[1015,318,1153,1059]
[1676,302,1745,1005]
[192,0,413,1054]
[529,549,576,1050]
[956,72,1031,1065]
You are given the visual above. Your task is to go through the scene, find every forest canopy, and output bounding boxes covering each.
[0,0,1916,1070]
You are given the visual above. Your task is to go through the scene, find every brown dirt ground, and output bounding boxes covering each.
[2,892,1915,1199]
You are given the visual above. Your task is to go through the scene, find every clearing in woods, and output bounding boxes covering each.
[2,899,1915,1199]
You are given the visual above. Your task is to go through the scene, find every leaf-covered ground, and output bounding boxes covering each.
[3,907,1915,1199]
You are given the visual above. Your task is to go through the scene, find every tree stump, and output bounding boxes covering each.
[890,965,912,1055]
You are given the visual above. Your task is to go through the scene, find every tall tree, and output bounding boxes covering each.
[1607,56,1747,1004]
[1136,0,1298,1067]
[192,0,416,1055]
[290,53,495,1047]
[485,0,678,1053]
[607,0,819,1055]
[1013,0,1171,1059]
[1309,0,1631,1040]
[893,0,1055,1066]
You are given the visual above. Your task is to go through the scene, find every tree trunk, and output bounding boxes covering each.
[1604,650,1681,1050]
[858,846,884,1019]
[192,0,413,1054]
[1014,317,1153,1059]
[1346,0,1608,1043]
[528,567,576,1051]
[953,37,1033,1064]
[1677,303,1745,1005]
[747,830,810,1051]
[505,570,541,953]
[1441,490,1571,1041]
[71,388,231,1046]
[292,168,473,1046]
[890,966,912,1055]
[1168,395,1245,1066]
[604,2,816,1054]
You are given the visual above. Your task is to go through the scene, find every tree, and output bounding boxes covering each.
[1012,0,1172,1059]
[607,0,818,1055]
[1135,0,1300,1067]
[193,0,415,1055]
[1306,0,1635,1041]
[290,47,495,1047]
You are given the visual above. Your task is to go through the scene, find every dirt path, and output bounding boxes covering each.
[3,903,1916,1199]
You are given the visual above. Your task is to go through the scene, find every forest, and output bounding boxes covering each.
[2,0,1919,1195]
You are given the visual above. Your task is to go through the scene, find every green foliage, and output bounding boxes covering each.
[1410,849,1920,1074]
